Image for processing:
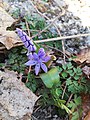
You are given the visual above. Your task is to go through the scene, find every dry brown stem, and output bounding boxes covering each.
[1,33,90,50]
[29,0,65,39]
[35,33,90,43]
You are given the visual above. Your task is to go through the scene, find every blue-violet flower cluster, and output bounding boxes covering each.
[16,28,50,75]
[16,28,36,52]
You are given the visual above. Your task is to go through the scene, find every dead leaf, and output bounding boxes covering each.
[0,29,21,49]
[0,1,3,7]
[0,7,21,49]
[82,66,90,79]
[46,55,56,67]
[84,111,90,120]
[81,94,90,120]
[36,2,47,12]
[74,48,90,64]
[0,6,14,28]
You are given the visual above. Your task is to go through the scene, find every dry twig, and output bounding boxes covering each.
[29,0,65,39]
[0,33,90,50]
[35,33,90,43]
[54,0,66,64]
[62,84,67,99]
[25,18,31,37]
[66,93,73,105]
[42,44,69,58]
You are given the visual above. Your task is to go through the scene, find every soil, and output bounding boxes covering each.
[32,105,68,120]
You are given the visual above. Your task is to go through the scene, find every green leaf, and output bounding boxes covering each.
[40,68,60,88]
[75,67,82,76]
[33,41,40,53]
[67,62,73,69]
[61,72,68,78]
[70,72,75,76]
[25,82,30,88]
[77,67,82,73]
[67,70,73,74]
[61,103,72,114]
[62,64,67,70]
[26,72,38,92]
[68,85,76,93]
[68,101,75,108]
[73,68,77,73]
[27,72,31,81]
[0,63,5,67]
[67,101,77,111]
[66,78,72,85]
[74,96,81,106]
[74,75,80,80]
[72,111,79,120]
[20,22,26,29]
[8,59,15,64]
[73,81,78,86]
[58,67,63,73]
[55,88,62,97]
[73,67,82,75]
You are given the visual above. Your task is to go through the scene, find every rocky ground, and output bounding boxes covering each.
[0,69,38,120]
[32,106,68,120]
[1,0,90,120]
[2,0,90,52]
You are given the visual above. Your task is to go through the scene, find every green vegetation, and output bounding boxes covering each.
[6,47,27,73]
[25,61,90,120]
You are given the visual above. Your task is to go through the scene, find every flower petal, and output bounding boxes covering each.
[41,63,47,73]
[28,45,36,52]
[16,28,36,52]
[21,36,27,42]
[16,28,27,37]
[38,48,45,58]
[33,53,38,60]
[16,28,23,37]
[25,60,37,66]
[27,53,33,59]
[24,40,30,48]
[25,36,33,45]
[27,45,33,52]
[32,45,36,51]
[42,56,51,62]
[35,63,40,75]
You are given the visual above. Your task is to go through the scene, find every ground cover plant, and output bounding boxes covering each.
[13,28,90,120]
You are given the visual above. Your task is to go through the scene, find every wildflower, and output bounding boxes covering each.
[25,48,51,75]
[16,28,36,52]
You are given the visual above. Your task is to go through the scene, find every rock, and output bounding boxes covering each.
[0,70,38,120]
[54,0,67,8]
[86,36,90,46]
[3,0,36,17]
[70,29,78,34]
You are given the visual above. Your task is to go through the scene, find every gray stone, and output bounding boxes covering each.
[0,70,38,120]
[86,36,90,46]
[54,0,67,8]
[70,29,78,34]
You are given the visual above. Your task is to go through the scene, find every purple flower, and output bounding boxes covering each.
[25,48,51,75]
[16,28,36,52]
